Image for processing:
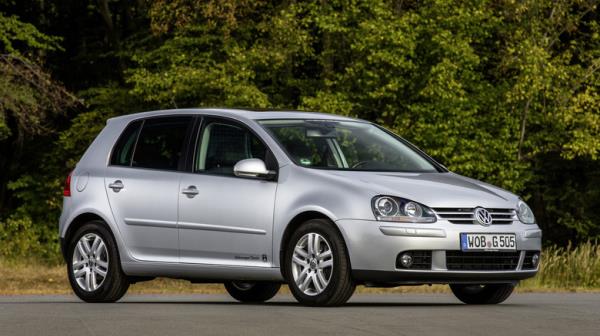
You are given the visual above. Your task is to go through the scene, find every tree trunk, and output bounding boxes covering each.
[97,0,119,48]
[517,97,531,161]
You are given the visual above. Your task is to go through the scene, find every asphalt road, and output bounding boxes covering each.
[0,293,598,336]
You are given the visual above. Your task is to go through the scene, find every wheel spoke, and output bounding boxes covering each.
[76,241,88,258]
[96,260,108,269]
[307,234,315,255]
[93,266,107,278]
[90,271,97,290]
[82,238,92,254]
[73,268,86,278]
[72,260,86,268]
[84,269,91,291]
[90,236,100,255]
[312,273,323,293]
[292,255,308,267]
[295,268,309,287]
[320,259,333,269]
[316,269,329,287]
[318,249,331,261]
[300,272,312,290]
[294,246,308,259]
[94,241,106,256]
[313,236,321,255]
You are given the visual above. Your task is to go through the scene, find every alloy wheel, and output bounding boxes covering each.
[291,232,334,296]
[72,233,109,292]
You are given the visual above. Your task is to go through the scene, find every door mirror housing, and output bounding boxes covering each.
[233,158,276,179]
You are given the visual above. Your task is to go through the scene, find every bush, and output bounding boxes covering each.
[0,215,60,262]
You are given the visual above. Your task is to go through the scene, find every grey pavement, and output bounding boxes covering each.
[0,293,598,335]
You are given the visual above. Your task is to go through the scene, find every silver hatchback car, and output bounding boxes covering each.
[59,108,541,306]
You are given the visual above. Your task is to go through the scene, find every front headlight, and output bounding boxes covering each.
[517,200,536,224]
[372,196,436,223]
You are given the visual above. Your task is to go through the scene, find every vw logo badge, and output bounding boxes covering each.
[474,207,493,226]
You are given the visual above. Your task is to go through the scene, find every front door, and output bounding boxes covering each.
[178,118,278,266]
[105,116,193,263]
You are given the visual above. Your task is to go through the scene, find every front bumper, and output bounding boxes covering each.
[335,219,542,284]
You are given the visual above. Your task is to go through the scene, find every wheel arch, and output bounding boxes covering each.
[279,210,351,280]
[62,212,117,261]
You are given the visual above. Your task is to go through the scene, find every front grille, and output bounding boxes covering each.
[446,251,520,271]
[433,208,517,225]
[396,251,432,270]
[522,251,540,270]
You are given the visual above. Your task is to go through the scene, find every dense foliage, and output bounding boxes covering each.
[0,0,598,261]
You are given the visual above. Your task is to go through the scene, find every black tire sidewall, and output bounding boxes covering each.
[66,221,124,302]
[284,219,353,306]
[224,281,281,302]
[450,283,515,304]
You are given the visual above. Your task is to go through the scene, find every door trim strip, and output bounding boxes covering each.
[178,221,267,235]
[124,218,177,228]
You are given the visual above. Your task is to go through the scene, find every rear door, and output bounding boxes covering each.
[105,116,193,263]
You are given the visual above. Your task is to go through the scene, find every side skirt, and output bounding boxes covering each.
[122,261,285,282]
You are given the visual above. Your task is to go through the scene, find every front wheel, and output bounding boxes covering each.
[284,219,356,306]
[224,281,281,303]
[450,283,515,304]
[66,221,129,302]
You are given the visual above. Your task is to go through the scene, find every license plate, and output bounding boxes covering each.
[460,233,516,251]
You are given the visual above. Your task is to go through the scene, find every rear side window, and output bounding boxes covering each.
[131,116,192,170]
[110,120,142,166]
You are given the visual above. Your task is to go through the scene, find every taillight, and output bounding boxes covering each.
[63,171,72,197]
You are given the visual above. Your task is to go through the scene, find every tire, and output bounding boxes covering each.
[224,281,281,303]
[450,283,515,304]
[66,221,130,302]
[284,218,355,306]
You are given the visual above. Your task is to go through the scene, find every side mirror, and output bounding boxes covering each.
[233,158,276,179]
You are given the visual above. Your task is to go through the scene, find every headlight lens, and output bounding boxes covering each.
[404,202,422,217]
[517,200,536,224]
[375,197,398,217]
[372,196,436,223]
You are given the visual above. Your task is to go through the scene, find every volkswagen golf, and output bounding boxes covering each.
[59,108,541,306]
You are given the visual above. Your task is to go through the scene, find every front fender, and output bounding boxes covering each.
[271,165,374,267]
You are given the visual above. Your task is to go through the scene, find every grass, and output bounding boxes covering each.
[520,241,600,291]
[1,242,598,295]
[0,260,450,295]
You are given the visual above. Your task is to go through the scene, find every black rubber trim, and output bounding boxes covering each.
[60,237,67,261]
[353,270,538,285]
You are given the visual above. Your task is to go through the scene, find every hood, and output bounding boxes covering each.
[315,170,519,209]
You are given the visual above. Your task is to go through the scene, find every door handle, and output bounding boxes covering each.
[182,185,199,197]
[108,180,124,192]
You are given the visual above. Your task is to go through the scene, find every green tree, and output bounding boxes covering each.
[1,0,599,260]
[0,12,77,211]
[126,0,600,242]
[0,11,78,259]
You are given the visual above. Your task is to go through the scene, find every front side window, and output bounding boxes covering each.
[260,120,440,173]
[195,121,271,175]
[131,116,192,170]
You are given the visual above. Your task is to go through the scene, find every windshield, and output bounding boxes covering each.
[260,119,440,172]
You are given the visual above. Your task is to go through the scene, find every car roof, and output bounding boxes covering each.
[107,108,363,124]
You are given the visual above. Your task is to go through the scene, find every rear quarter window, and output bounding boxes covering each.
[110,120,142,166]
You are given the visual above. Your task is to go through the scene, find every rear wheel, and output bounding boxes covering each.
[284,219,355,306]
[224,281,281,303]
[450,283,515,304]
[67,221,129,302]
